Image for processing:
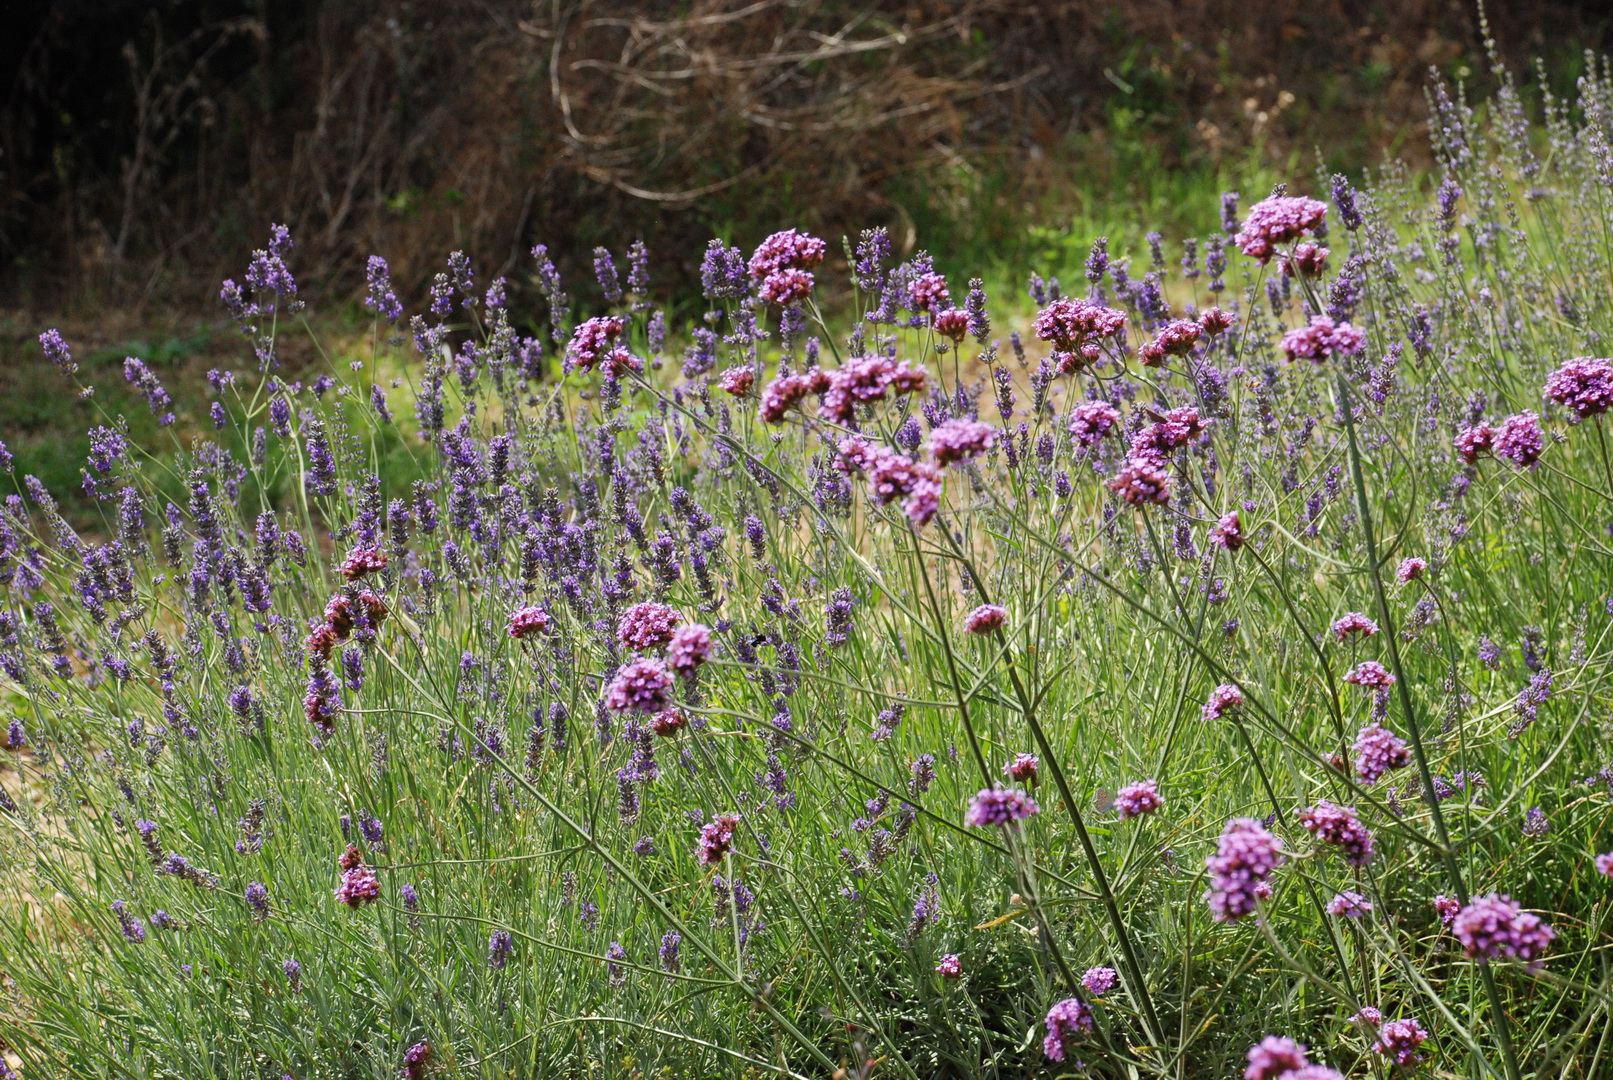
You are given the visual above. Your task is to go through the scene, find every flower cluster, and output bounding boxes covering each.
[964,788,1039,828]
[1204,818,1283,922]
[1234,195,1328,262]
[1451,893,1555,965]
[1114,779,1163,820]
[1297,802,1375,866]
[1041,997,1094,1062]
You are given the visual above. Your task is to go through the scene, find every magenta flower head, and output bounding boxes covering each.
[335,860,380,908]
[1244,1035,1309,1080]
[1332,612,1380,640]
[929,418,996,467]
[1297,801,1375,866]
[1280,315,1364,363]
[1042,997,1094,1062]
[566,315,627,373]
[1495,411,1544,469]
[1138,319,1202,366]
[1081,966,1117,996]
[965,787,1039,828]
[340,546,388,581]
[1396,557,1428,584]
[666,623,712,676]
[1109,457,1171,506]
[1372,1018,1429,1067]
[1433,894,1461,927]
[760,268,814,306]
[963,604,1008,634]
[1209,511,1245,551]
[1454,422,1496,463]
[1003,753,1039,785]
[401,1039,433,1080]
[1234,195,1328,263]
[1327,890,1373,918]
[696,812,742,865]
[1114,779,1163,820]
[1067,399,1121,448]
[604,657,673,714]
[909,272,951,313]
[718,367,755,396]
[1344,661,1396,688]
[1204,817,1283,923]
[617,601,683,650]
[932,308,970,341]
[1281,240,1329,277]
[1202,683,1245,722]
[1544,356,1613,420]
[1352,722,1410,784]
[1596,852,1613,878]
[507,605,551,639]
[1451,893,1555,965]
[748,229,827,279]
[935,953,963,979]
[1033,297,1127,372]
[1200,306,1236,335]
[759,371,820,424]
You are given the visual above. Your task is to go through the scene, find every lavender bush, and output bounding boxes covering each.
[6,55,1613,1080]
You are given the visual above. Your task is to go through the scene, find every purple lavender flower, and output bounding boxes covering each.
[488,929,514,969]
[283,958,302,992]
[909,754,937,795]
[1451,893,1555,964]
[1041,997,1093,1062]
[1204,818,1282,923]
[364,256,403,322]
[112,899,146,943]
[401,1040,432,1080]
[39,328,77,374]
[245,881,270,922]
[660,930,682,972]
[964,787,1038,828]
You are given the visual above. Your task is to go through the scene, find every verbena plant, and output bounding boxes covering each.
[5,57,1613,1080]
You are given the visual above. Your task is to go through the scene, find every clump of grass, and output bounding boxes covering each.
[5,52,1613,1080]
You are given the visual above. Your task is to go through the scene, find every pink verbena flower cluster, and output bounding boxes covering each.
[507,604,551,639]
[1041,997,1094,1062]
[1297,801,1375,866]
[696,811,742,865]
[666,623,712,676]
[1081,966,1117,996]
[1003,753,1039,784]
[1204,818,1283,922]
[1138,318,1202,367]
[1457,412,1544,468]
[963,603,1007,634]
[1352,722,1410,784]
[566,315,628,373]
[1331,612,1379,640]
[837,435,943,526]
[604,657,673,714]
[818,354,927,423]
[1372,1018,1429,1067]
[1210,510,1245,551]
[1544,356,1613,419]
[1067,399,1121,449]
[1202,683,1244,721]
[965,787,1039,828]
[1280,315,1364,363]
[1114,779,1163,819]
[617,601,683,650]
[1451,893,1555,965]
[1234,195,1328,263]
[1032,297,1128,372]
[335,844,379,907]
[749,229,826,306]
[928,418,996,466]
[340,546,387,580]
